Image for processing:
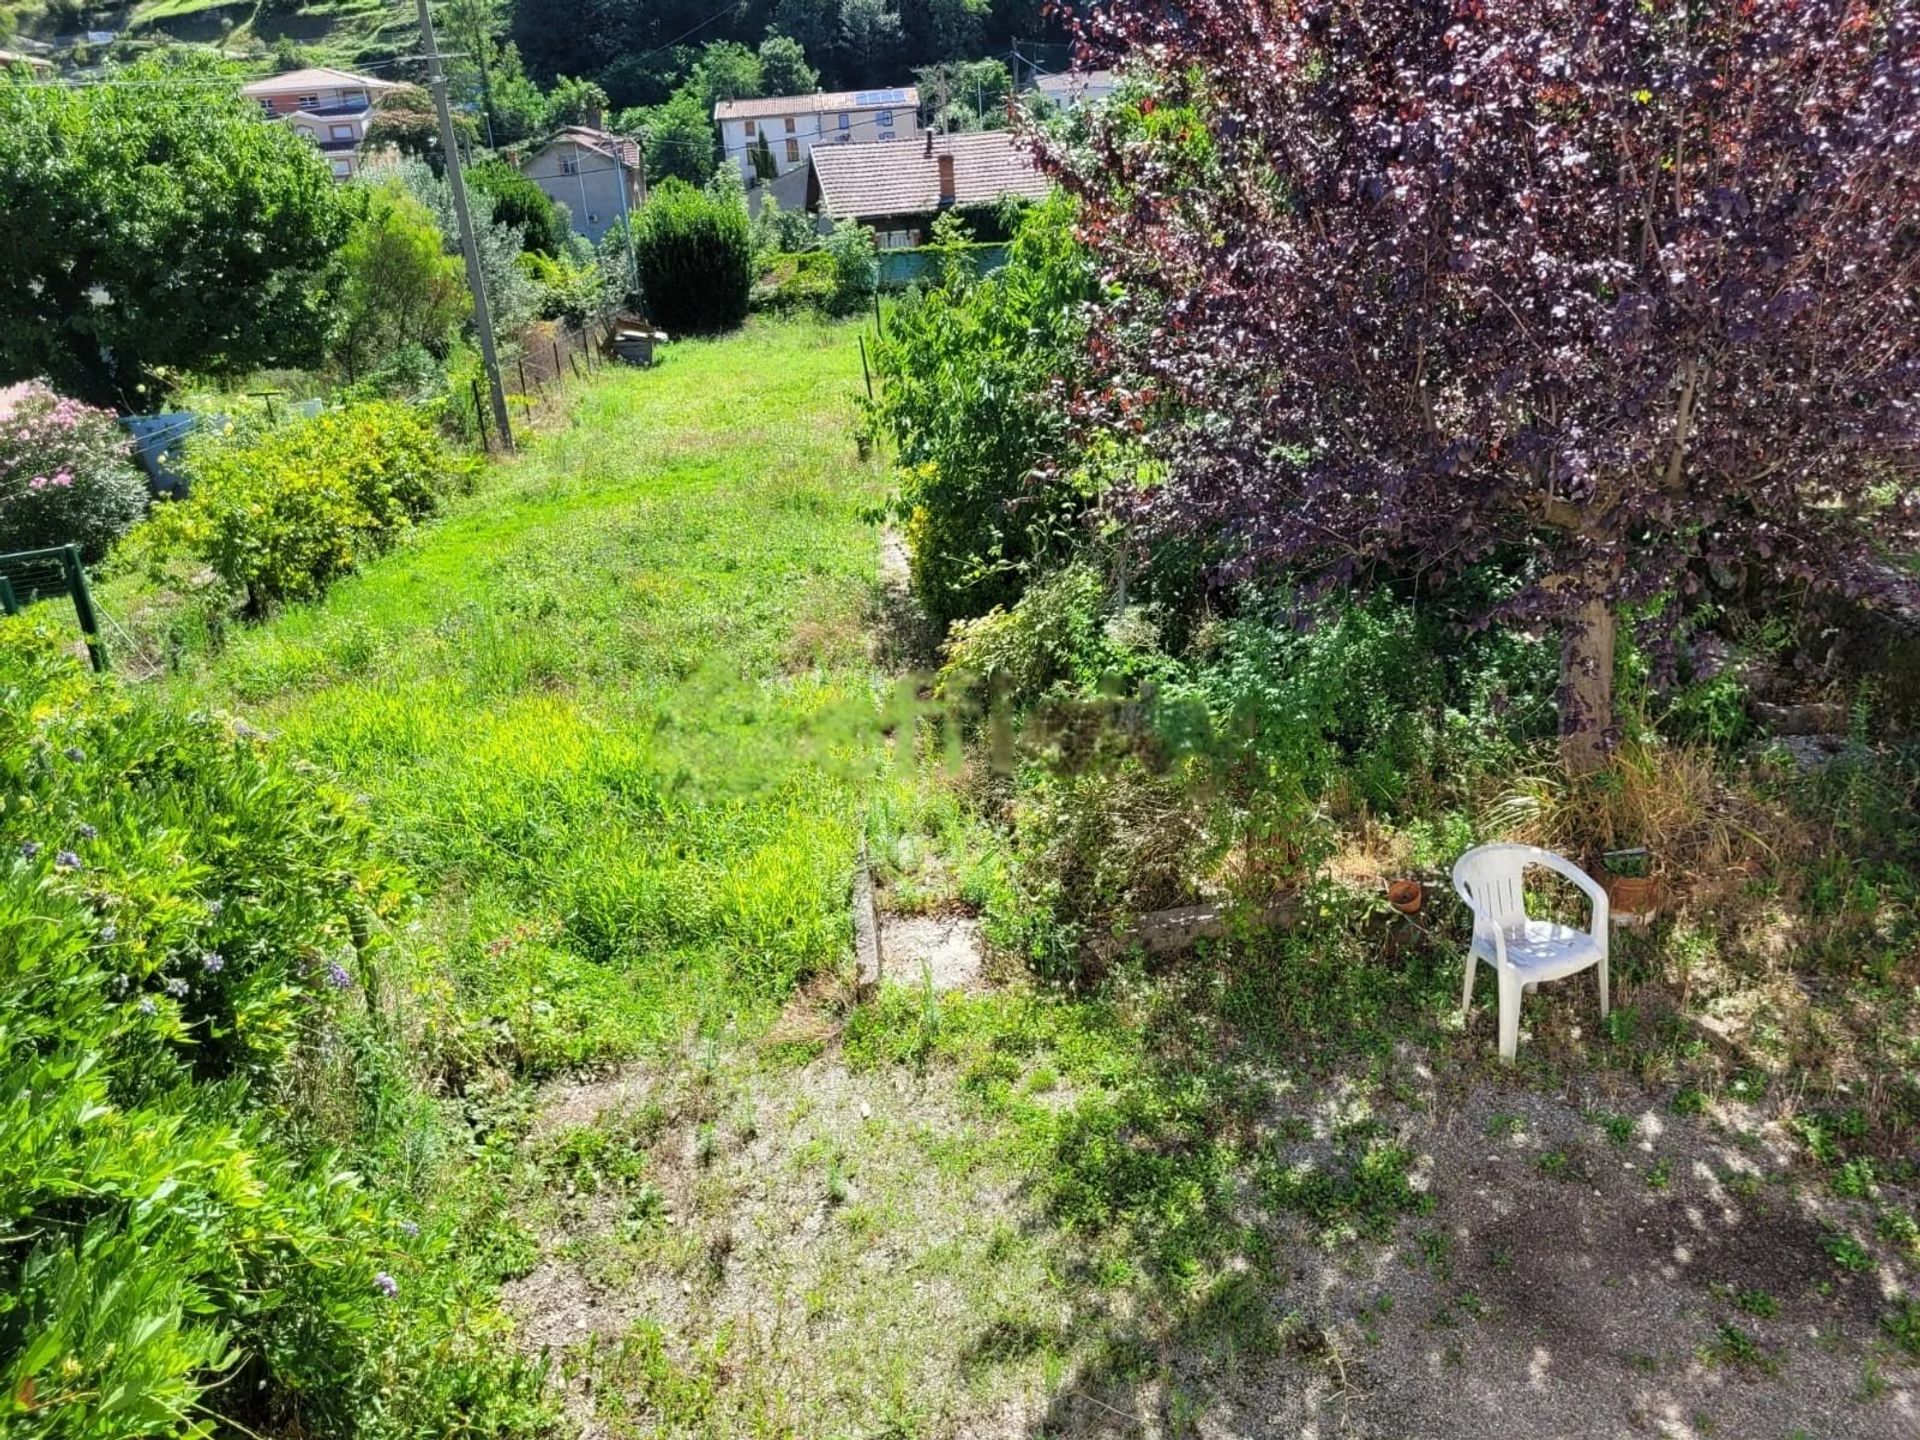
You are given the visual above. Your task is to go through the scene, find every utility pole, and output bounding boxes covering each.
[415,0,513,452]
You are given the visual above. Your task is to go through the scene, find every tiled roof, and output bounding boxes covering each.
[714,87,918,122]
[540,125,641,170]
[241,66,398,97]
[808,131,1050,219]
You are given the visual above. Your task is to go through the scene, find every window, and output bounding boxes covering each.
[560,155,580,175]
[297,94,320,109]
[331,159,352,178]
[587,213,599,224]
[295,125,317,138]
[785,137,800,162]
[877,110,893,127]
[878,131,895,142]
[838,113,850,130]
[343,89,365,105]
[329,124,353,140]
[743,119,756,137]
[784,116,796,133]
[258,97,275,115]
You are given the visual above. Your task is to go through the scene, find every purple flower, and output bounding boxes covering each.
[202,952,224,974]
[20,841,40,862]
[54,850,82,872]
[163,977,190,999]
[76,823,97,842]
[325,962,354,990]
[207,899,224,917]
[374,1272,398,1297]
[399,1220,420,1238]
[138,997,157,1016]
[64,746,85,763]
[100,922,117,943]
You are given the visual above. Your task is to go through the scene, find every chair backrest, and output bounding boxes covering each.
[1452,842,1550,929]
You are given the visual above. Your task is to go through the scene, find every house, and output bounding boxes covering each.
[714,87,919,182]
[520,126,646,244]
[805,130,1050,248]
[240,66,399,182]
[1029,68,1121,112]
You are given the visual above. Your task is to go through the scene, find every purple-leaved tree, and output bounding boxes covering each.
[1040,0,1920,773]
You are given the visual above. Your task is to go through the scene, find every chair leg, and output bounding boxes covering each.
[1497,970,1522,1062]
[1460,951,1477,1019]
[1597,954,1610,1020]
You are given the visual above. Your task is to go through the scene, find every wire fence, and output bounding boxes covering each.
[471,315,608,453]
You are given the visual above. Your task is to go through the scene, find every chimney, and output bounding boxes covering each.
[924,128,934,157]
[585,100,604,131]
[937,151,956,205]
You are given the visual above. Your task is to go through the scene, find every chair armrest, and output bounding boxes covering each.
[1531,849,1610,935]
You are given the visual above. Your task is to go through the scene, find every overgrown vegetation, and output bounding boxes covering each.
[0,620,550,1440]
[136,400,477,614]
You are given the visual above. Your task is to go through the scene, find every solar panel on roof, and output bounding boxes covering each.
[852,88,909,107]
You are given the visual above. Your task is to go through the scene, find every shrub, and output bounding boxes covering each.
[156,402,475,613]
[466,159,571,257]
[749,251,838,315]
[752,195,819,257]
[0,382,148,562]
[821,217,877,317]
[628,178,753,335]
[871,195,1094,631]
[0,619,552,1440]
[331,180,469,384]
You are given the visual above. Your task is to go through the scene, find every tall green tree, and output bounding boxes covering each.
[687,40,763,112]
[757,32,818,96]
[643,87,719,186]
[331,180,469,381]
[0,54,348,409]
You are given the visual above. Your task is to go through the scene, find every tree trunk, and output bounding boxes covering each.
[1559,592,1617,777]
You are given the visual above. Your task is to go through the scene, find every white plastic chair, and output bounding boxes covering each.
[1452,843,1610,1062]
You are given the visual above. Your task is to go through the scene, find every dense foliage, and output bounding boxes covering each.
[0,383,147,561]
[0,54,349,411]
[0,621,550,1440]
[1046,0,1920,773]
[331,182,471,384]
[467,159,573,257]
[149,403,477,613]
[511,0,1059,97]
[871,195,1094,627]
[629,180,755,335]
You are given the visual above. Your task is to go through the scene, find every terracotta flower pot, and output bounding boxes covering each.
[1386,878,1424,915]
[1604,873,1662,919]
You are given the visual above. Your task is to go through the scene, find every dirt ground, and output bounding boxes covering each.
[504,990,1918,1440]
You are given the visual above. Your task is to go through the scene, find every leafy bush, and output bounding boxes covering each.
[0,620,552,1440]
[0,382,147,561]
[466,158,572,257]
[153,402,476,613]
[629,178,753,335]
[871,195,1094,631]
[752,195,819,257]
[750,251,838,315]
[331,180,470,384]
[821,217,878,316]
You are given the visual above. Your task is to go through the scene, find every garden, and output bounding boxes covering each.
[2,3,1919,1439]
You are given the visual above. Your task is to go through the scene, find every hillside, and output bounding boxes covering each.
[4,0,418,73]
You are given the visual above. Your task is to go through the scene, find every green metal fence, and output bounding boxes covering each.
[0,544,107,672]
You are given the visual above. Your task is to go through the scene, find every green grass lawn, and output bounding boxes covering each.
[150,318,888,1077]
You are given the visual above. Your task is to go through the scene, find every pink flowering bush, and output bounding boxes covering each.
[0,381,148,562]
